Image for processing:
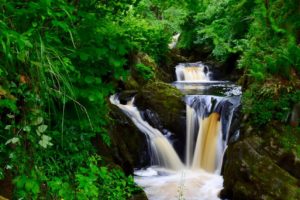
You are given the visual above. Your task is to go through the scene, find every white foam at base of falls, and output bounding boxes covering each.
[135,168,223,200]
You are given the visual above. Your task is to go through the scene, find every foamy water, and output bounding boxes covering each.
[135,168,223,200]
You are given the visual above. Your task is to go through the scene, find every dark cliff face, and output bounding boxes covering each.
[221,125,300,200]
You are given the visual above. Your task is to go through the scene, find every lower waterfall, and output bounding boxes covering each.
[186,95,237,174]
[192,112,221,172]
[110,92,239,200]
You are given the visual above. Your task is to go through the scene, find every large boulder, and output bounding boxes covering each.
[135,81,185,133]
[221,130,300,200]
[134,81,186,158]
[115,81,186,162]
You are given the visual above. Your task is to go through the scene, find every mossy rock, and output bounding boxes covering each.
[127,52,158,87]
[131,81,186,158]
[125,76,140,90]
[125,52,173,89]
[221,134,300,200]
[135,81,185,137]
[107,81,186,170]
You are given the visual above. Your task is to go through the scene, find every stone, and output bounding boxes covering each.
[221,135,300,200]
[129,191,148,200]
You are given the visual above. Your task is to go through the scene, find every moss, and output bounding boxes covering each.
[125,76,140,90]
[135,81,185,135]
[128,53,159,86]
[222,130,300,200]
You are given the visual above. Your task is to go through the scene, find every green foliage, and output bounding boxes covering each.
[136,0,188,34]
[180,0,300,79]
[0,0,170,198]
[238,0,300,79]
[180,0,255,58]
[47,155,139,200]
[135,63,155,80]
[243,82,300,127]
[279,127,300,157]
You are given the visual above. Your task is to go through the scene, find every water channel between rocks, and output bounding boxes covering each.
[110,61,241,200]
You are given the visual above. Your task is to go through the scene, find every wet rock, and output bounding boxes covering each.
[228,105,242,142]
[135,81,185,135]
[129,190,148,200]
[134,81,186,158]
[277,151,300,179]
[118,90,138,104]
[141,109,163,130]
[221,135,300,200]
[96,102,151,175]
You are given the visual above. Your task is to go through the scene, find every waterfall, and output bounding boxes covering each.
[111,62,241,200]
[110,95,184,170]
[168,33,181,49]
[185,95,236,173]
[175,62,210,82]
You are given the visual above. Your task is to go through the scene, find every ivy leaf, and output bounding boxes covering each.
[32,117,43,125]
[37,125,48,133]
[38,135,53,148]
[4,125,11,130]
[5,137,20,145]
[6,114,15,118]
[23,126,31,132]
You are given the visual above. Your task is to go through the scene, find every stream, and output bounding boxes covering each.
[110,61,241,200]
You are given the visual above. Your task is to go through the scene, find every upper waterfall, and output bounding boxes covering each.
[175,62,210,82]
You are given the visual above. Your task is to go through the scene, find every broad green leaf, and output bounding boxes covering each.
[5,137,20,145]
[6,114,15,118]
[37,125,48,133]
[39,135,53,148]
[4,125,11,130]
[33,117,43,125]
[23,126,31,132]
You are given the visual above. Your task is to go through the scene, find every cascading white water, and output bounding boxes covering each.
[110,63,241,200]
[175,62,211,82]
[185,105,197,167]
[168,33,181,49]
[186,95,235,174]
[110,95,224,200]
[110,95,184,170]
